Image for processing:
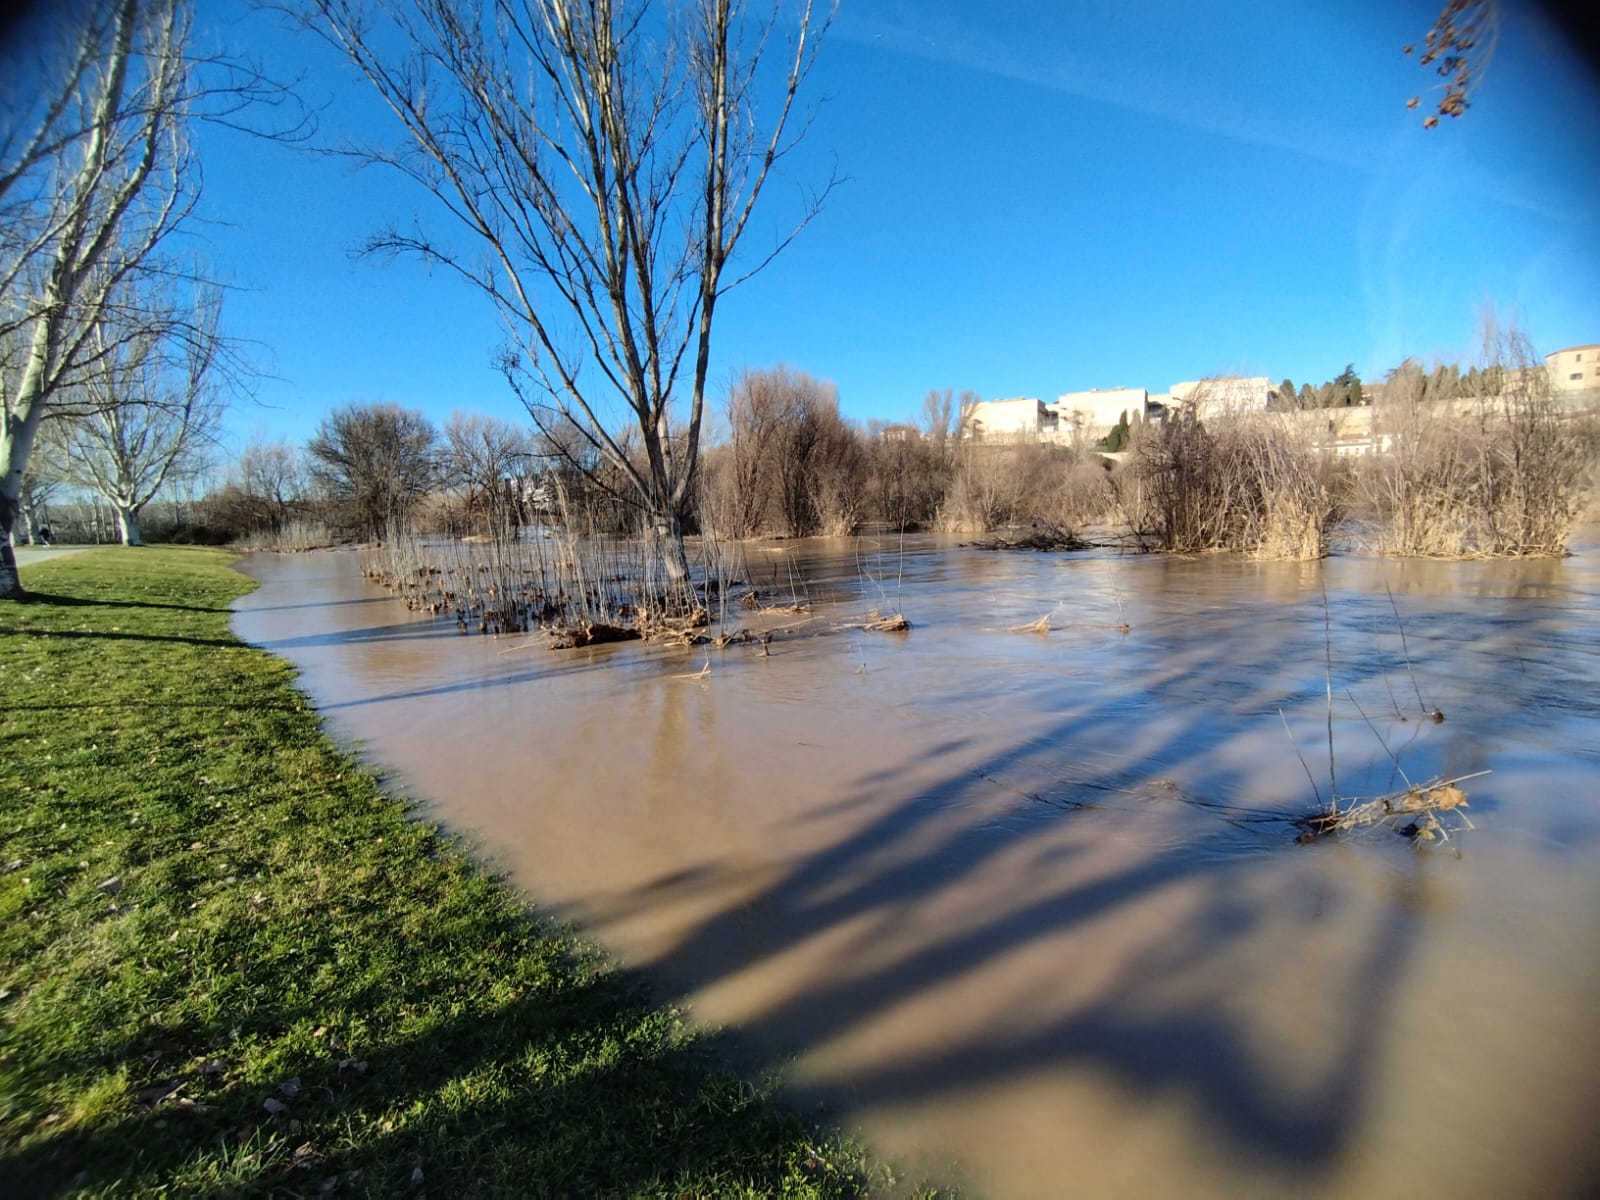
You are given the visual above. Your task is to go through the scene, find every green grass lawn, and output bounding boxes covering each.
[0,547,906,1198]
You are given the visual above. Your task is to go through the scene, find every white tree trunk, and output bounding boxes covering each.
[117,505,142,546]
[0,336,52,597]
[650,512,691,589]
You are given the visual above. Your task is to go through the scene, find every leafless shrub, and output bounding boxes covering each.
[233,518,337,552]
[702,365,866,539]
[1360,320,1594,557]
[1050,460,1118,529]
[939,439,1078,534]
[1127,394,1337,559]
[864,434,947,531]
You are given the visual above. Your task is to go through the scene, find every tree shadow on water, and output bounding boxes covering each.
[574,674,1425,1190]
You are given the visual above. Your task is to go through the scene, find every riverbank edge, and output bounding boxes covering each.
[0,546,916,1197]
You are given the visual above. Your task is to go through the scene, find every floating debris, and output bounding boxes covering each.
[862,609,910,633]
[1295,773,1483,844]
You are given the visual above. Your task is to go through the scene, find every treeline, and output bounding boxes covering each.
[1274,364,1365,409]
[1274,356,1526,411]
[29,335,1597,563]
[68,368,1119,548]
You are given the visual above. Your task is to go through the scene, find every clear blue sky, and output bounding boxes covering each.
[191,0,1600,454]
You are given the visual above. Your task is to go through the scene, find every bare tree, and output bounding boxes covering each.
[15,468,64,544]
[441,411,534,539]
[705,367,785,539]
[41,282,227,545]
[1,0,301,595]
[287,0,833,586]
[306,402,438,541]
[235,437,306,535]
[865,434,945,532]
[710,364,860,538]
[208,436,306,538]
[1,0,191,591]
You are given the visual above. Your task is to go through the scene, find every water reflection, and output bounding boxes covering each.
[233,540,1600,1198]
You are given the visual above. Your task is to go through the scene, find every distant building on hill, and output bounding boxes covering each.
[1051,387,1147,439]
[965,397,1051,440]
[1170,376,1273,419]
[1545,345,1600,393]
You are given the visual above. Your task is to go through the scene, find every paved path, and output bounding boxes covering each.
[11,545,93,566]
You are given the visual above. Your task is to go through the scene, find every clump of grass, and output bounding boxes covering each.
[0,547,915,1197]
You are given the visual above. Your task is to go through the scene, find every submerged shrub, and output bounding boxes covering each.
[1128,403,1338,559]
[1360,326,1595,558]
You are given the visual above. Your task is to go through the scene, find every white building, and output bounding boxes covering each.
[1051,387,1147,438]
[1170,376,1273,419]
[1545,344,1600,393]
[965,397,1051,440]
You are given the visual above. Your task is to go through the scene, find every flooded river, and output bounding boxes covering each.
[233,537,1600,1198]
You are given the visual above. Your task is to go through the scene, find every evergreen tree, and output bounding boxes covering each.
[1099,410,1131,452]
[1277,378,1296,410]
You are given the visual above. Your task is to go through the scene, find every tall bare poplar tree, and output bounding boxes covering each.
[0,0,194,596]
[1,0,299,596]
[291,0,832,585]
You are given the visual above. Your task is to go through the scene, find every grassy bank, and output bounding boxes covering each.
[0,547,891,1197]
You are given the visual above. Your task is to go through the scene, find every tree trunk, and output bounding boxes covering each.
[0,493,24,600]
[117,505,142,546]
[2,356,51,600]
[649,510,691,590]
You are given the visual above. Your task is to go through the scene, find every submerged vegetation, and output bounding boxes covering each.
[0,548,905,1197]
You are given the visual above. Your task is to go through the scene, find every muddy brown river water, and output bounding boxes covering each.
[233,537,1600,1198]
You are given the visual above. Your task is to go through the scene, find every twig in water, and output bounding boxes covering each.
[1385,580,1439,719]
[1320,571,1338,812]
[1009,614,1053,634]
[1377,647,1408,721]
[1345,688,1415,792]
[1279,708,1323,809]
